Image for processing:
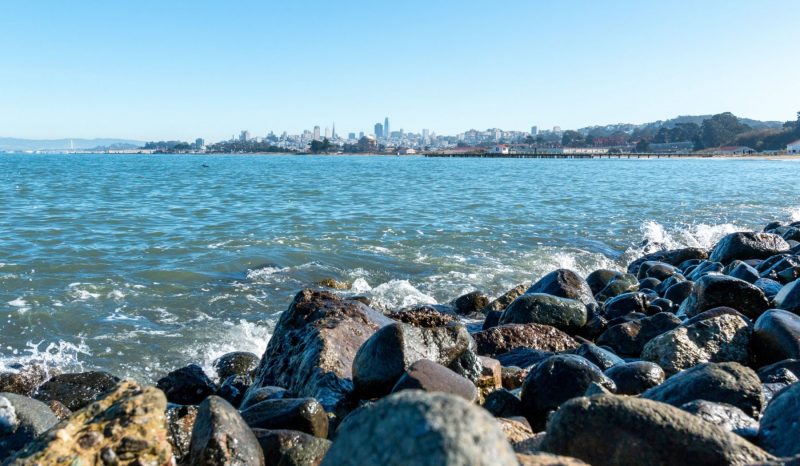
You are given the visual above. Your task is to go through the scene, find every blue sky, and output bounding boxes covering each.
[1,0,798,141]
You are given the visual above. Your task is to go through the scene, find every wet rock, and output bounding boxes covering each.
[596,312,681,357]
[680,400,758,439]
[758,359,800,382]
[0,393,58,460]
[775,278,800,314]
[641,362,764,418]
[253,428,331,466]
[239,385,287,410]
[451,291,490,315]
[573,342,622,371]
[216,374,251,407]
[655,274,685,295]
[753,309,800,367]
[388,306,457,327]
[391,359,478,401]
[0,365,49,397]
[663,280,695,306]
[212,351,259,382]
[639,277,661,291]
[483,389,524,418]
[641,311,752,375]
[189,395,264,465]
[594,273,639,303]
[474,323,578,357]
[34,371,120,411]
[320,391,518,466]
[156,364,217,405]
[709,232,790,264]
[649,297,674,314]
[726,260,761,283]
[604,361,665,395]
[317,278,350,290]
[678,274,769,320]
[520,355,615,429]
[495,348,554,369]
[755,278,784,300]
[580,313,608,339]
[240,397,328,438]
[758,382,800,457]
[9,380,174,465]
[500,294,588,333]
[586,269,623,295]
[352,321,476,399]
[481,284,529,314]
[248,289,392,413]
[760,256,800,282]
[542,394,773,466]
[481,309,504,330]
[627,247,709,275]
[526,269,596,307]
[501,366,527,389]
[602,292,650,319]
[165,403,198,464]
[640,262,679,281]
[686,260,725,281]
[45,400,70,420]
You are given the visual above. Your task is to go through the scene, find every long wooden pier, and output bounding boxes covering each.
[423,152,712,159]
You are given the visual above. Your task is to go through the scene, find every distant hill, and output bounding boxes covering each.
[0,137,145,151]
[577,115,784,136]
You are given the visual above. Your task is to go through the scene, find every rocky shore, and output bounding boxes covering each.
[3,222,800,465]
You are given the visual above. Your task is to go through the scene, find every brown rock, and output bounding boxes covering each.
[482,284,529,314]
[473,323,578,357]
[165,404,198,465]
[387,306,457,327]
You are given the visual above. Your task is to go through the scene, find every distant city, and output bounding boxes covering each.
[2,112,799,156]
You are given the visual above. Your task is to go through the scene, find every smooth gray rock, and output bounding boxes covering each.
[775,278,800,314]
[758,382,800,457]
[678,274,769,320]
[604,361,665,395]
[0,393,58,459]
[240,397,328,438]
[752,309,800,366]
[680,400,758,439]
[526,269,596,307]
[710,232,790,264]
[189,395,265,465]
[500,293,588,333]
[391,359,478,401]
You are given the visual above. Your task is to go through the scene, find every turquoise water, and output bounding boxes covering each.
[1,153,798,381]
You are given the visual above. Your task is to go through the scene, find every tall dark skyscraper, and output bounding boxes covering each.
[374,123,383,139]
[384,117,390,139]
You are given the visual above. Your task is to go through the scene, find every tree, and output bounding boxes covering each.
[310,138,332,153]
[561,130,585,147]
[635,139,650,152]
[699,112,751,148]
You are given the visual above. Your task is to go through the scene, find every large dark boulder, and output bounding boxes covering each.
[0,365,48,397]
[240,397,328,438]
[627,247,709,275]
[680,400,758,440]
[247,290,392,413]
[388,306,457,328]
[320,391,518,466]
[391,359,477,401]
[725,260,761,283]
[526,269,596,307]
[252,429,331,466]
[586,269,624,295]
[602,292,650,319]
[752,309,800,366]
[596,313,681,357]
[686,260,725,281]
[641,362,763,418]
[758,359,800,382]
[352,322,477,399]
[677,274,769,320]
[755,278,784,301]
[156,364,217,405]
[451,291,490,316]
[758,382,800,457]
[594,274,639,303]
[0,393,58,460]
[212,351,259,382]
[542,395,773,466]
[500,294,587,333]
[519,355,615,429]
[663,280,695,306]
[34,371,120,411]
[473,323,578,357]
[775,278,800,314]
[603,361,664,395]
[189,396,265,465]
[574,342,624,371]
[494,348,554,369]
[709,232,790,264]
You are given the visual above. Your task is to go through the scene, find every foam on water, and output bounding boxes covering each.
[355,279,437,311]
[0,339,91,375]
[187,319,273,379]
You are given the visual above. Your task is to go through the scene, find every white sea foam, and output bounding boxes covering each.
[189,319,272,379]
[787,206,800,222]
[0,338,91,375]
[363,279,437,311]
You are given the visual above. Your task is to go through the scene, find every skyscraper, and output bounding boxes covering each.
[332,122,336,139]
[313,126,321,140]
[374,123,383,139]
[240,130,251,142]
[324,127,331,139]
[384,117,390,139]
[530,126,538,136]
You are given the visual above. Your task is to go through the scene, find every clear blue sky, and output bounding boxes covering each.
[1,0,798,141]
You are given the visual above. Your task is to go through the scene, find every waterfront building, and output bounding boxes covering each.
[717,146,755,155]
[787,139,800,154]
[358,135,378,152]
[490,144,510,154]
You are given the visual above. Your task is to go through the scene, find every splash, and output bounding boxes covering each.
[360,279,437,311]
[187,319,272,379]
[0,338,91,375]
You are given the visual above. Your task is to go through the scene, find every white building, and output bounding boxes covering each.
[490,144,510,154]
[788,139,800,154]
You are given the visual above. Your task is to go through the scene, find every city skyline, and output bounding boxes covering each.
[2,0,799,140]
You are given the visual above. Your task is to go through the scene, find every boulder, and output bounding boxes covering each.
[247,289,392,413]
[239,386,287,410]
[758,359,800,382]
[165,403,197,465]
[526,269,596,307]
[642,362,764,418]
[321,391,517,466]
[775,278,800,314]
[240,397,328,438]
[678,274,769,319]
[156,364,217,405]
[495,348,554,370]
[391,359,478,401]
[34,371,120,411]
[481,284,529,314]
[253,428,331,466]
[641,312,752,375]
[602,292,650,319]
[758,382,800,457]
[0,393,58,460]
[596,313,681,357]
[640,262,679,281]
[520,355,615,429]
[594,274,639,303]
[755,278,784,300]
[0,365,49,397]
[541,394,773,466]
[451,291,490,315]
[680,400,758,439]
[212,351,259,382]
[627,248,709,275]
[473,323,578,357]
[483,389,524,418]
[574,342,624,371]
[500,294,588,333]
[496,417,538,453]
[752,309,800,366]
[9,380,174,465]
[352,322,477,399]
[663,280,695,306]
[603,361,665,395]
[189,395,264,465]
[586,269,624,295]
[216,374,251,407]
[709,232,790,264]
[388,306,457,327]
[686,260,725,281]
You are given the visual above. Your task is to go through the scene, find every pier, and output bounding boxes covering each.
[423,152,711,159]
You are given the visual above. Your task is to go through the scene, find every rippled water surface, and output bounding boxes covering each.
[1,153,798,380]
